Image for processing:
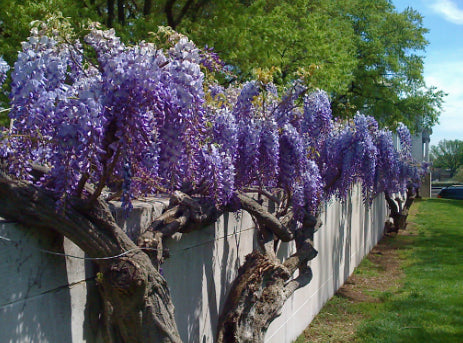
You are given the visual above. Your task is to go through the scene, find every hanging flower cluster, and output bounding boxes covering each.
[0,57,9,86]
[0,23,426,219]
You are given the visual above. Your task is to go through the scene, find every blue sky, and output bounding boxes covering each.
[392,0,463,146]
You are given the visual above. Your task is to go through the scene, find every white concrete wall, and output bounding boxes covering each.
[265,184,387,343]
[0,187,387,343]
[0,220,103,343]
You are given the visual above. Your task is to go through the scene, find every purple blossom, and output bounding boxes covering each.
[292,161,322,217]
[373,129,400,195]
[273,81,306,127]
[302,90,332,140]
[200,45,225,72]
[258,119,279,187]
[1,25,422,224]
[208,84,225,100]
[212,108,238,157]
[199,144,236,205]
[0,57,9,86]
[319,114,378,202]
[2,27,212,209]
[396,122,412,158]
[233,81,260,122]
[235,119,261,187]
[278,124,304,190]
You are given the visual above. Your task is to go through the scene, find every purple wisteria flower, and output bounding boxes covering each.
[2,26,218,209]
[1,23,424,222]
[373,128,401,195]
[319,114,379,202]
[302,90,332,140]
[0,57,9,86]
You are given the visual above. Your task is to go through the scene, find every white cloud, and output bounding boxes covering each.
[430,0,463,24]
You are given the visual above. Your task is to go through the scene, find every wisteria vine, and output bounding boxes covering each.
[0,23,426,222]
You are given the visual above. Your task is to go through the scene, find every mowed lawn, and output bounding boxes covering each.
[296,198,463,343]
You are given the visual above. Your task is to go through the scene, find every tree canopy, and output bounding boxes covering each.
[431,139,463,177]
[0,0,445,130]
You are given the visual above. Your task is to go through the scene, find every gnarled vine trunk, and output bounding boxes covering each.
[216,199,320,343]
[1,171,321,343]
[0,172,181,343]
[385,187,415,233]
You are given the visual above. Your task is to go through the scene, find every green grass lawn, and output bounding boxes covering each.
[295,198,463,343]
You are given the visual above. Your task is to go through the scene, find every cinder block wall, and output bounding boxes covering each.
[0,184,387,343]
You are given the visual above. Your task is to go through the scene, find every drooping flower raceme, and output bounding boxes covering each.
[372,128,401,195]
[258,118,280,188]
[301,90,332,143]
[318,114,379,202]
[394,123,426,193]
[233,82,262,187]
[273,81,306,128]
[4,29,97,200]
[396,122,412,159]
[0,57,9,86]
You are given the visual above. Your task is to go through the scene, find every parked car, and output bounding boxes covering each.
[437,185,463,200]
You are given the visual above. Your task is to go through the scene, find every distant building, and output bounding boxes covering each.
[411,128,431,163]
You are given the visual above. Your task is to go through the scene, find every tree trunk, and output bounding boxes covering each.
[117,0,125,25]
[107,0,115,27]
[164,0,196,29]
[144,0,152,16]
[0,170,321,342]
[0,172,181,343]
[385,188,415,233]
[216,213,319,343]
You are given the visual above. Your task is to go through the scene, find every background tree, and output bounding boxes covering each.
[172,0,445,131]
[329,0,445,131]
[0,0,96,64]
[0,0,445,130]
[180,0,358,92]
[454,166,463,183]
[431,139,463,178]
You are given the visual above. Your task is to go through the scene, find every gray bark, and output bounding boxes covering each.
[385,187,415,233]
[216,210,319,343]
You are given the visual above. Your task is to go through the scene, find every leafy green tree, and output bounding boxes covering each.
[176,0,445,130]
[431,139,463,177]
[0,0,445,130]
[0,0,97,64]
[454,166,463,183]
[0,1,100,125]
[179,0,358,93]
[330,0,445,131]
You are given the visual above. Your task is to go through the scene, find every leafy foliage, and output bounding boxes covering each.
[431,139,463,177]
[330,1,445,130]
[0,0,445,131]
[454,166,463,183]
